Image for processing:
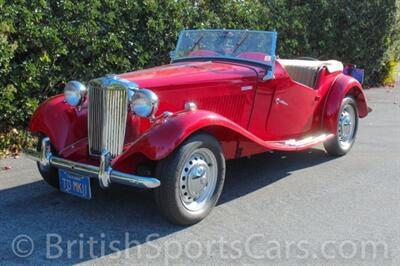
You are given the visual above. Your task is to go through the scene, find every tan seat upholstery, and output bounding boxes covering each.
[277,59,343,88]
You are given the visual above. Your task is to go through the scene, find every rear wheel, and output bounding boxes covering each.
[154,133,226,225]
[36,136,59,189]
[324,96,358,156]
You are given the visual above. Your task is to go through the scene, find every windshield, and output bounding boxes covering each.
[173,29,277,67]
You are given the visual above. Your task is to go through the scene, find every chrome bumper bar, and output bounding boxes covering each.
[24,137,160,189]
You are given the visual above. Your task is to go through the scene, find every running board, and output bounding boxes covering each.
[265,133,334,151]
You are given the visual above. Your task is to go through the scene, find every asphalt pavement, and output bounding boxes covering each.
[0,83,399,265]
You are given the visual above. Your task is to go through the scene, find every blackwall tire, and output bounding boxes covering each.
[324,96,359,156]
[154,133,226,225]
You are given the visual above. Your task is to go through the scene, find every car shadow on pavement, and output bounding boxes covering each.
[0,148,334,264]
[220,148,335,204]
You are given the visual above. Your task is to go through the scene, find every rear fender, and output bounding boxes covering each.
[323,74,369,133]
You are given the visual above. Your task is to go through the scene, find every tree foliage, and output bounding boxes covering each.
[0,0,399,132]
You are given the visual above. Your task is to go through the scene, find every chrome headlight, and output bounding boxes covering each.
[130,89,159,118]
[64,81,87,107]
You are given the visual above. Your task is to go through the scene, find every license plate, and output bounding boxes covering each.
[59,170,92,200]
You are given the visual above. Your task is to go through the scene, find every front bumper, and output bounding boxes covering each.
[24,137,160,189]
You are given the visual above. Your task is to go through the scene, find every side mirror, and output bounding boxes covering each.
[263,69,275,81]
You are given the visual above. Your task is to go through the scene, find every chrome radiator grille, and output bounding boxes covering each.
[88,80,128,157]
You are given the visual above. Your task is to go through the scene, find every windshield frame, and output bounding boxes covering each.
[171,29,277,69]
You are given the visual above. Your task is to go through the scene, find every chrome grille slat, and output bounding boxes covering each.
[88,79,128,157]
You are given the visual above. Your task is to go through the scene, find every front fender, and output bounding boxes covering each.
[323,74,369,133]
[29,95,88,153]
[112,110,279,170]
[113,110,240,164]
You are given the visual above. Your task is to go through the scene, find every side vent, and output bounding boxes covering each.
[196,95,246,122]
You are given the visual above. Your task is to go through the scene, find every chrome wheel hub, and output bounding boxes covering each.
[179,148,218,212]
[187,163,208,196]
[338,105,356,149]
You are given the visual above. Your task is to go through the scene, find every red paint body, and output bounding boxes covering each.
[29,59,369,174]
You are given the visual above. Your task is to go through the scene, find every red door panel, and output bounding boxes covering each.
[266,79,318,140]
[247,79,276,138]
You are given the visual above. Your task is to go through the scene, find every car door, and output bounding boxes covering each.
[265,79,319,140]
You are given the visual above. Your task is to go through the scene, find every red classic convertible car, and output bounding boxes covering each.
[26,30,370,225]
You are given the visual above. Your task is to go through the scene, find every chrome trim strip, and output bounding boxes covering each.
[283,133,332,147]
[241,85,253,91]
[24,138,160,189]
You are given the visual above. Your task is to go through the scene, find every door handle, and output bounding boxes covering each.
[275,98,288,106]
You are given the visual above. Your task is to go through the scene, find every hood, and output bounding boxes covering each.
[117,60,258,89]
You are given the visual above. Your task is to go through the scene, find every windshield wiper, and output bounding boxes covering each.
[231,30,250,55]
[189,32,205,53]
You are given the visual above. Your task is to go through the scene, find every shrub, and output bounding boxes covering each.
[0,128,35,158]
[257,0,400,86]
[0,0,399,157]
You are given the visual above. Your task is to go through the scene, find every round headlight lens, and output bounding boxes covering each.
[64,81,87,107]
[130,89,159,118]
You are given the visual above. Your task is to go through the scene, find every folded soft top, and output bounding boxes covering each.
[278,59,343,88]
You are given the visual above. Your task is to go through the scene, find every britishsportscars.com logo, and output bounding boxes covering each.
[11,232,390,263]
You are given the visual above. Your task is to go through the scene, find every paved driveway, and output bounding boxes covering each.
[0,86,399,265]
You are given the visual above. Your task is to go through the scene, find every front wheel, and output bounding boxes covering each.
[324,96,359,156]
[154,133,226,225]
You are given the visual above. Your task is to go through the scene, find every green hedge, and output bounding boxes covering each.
[0,0,399,136]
